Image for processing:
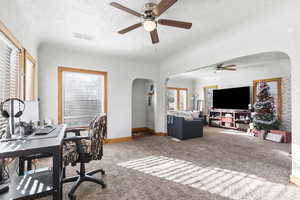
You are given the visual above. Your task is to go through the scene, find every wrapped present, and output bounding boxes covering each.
[270,130,291,143]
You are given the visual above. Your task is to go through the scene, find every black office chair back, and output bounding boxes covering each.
[88,114,107,161]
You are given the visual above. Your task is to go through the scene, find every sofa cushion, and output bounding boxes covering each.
[183,114,194,121]
[191,111,200,119]
[167,111,195,121]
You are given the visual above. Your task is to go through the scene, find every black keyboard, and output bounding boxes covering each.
[34,127,56,136]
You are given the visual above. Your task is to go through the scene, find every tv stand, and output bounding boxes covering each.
[209,109,251,131]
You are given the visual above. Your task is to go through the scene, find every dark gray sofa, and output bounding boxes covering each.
[167,115,204,140]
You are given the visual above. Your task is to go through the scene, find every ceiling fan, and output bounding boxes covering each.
[215,64,237,73]
[110,0,192,44]
[187,63,237,73]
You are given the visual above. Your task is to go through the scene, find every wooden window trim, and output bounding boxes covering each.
[168,87,188,111]
[203,85,218,102]
[203,85,218,89]
[0,20,25,99]
[58,66,108,124]
[253,77,282,120]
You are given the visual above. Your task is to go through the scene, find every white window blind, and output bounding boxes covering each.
[179,90,187,111]
[25,58,34,100]
[63,71,104,127]
[168,88,188,111]
[168,89,177,111]
[0,32,20,137]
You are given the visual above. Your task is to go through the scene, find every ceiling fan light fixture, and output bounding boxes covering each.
[215,69,222,73]
[110,0,192,44]
[143,20,157,32]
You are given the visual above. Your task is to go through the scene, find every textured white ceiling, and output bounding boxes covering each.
[6,0,287,59]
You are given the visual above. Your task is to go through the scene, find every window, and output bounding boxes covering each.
[24,50,37,101]
[179,89,187,111]
[58,67,107,127]
[168,89,177,111]
[0,25,22,136]
[168,87,188,111]
[203,85,218,115]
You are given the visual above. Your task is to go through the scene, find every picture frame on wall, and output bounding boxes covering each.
[253,77,282,120]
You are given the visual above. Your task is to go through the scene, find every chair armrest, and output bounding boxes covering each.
[63,136,89,142]
[65,127,87,132]
[65,127,87,137]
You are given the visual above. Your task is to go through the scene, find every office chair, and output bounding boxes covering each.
[62,114,107,200]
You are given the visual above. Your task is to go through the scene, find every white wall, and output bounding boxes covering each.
[158,1,300,180]
[132,79,148,128]
[38,43,159,139]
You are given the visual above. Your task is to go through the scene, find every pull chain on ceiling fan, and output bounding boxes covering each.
[110,0,192,44]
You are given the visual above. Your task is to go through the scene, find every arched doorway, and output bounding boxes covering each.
[132,78,155,138]
[165,51,292,133]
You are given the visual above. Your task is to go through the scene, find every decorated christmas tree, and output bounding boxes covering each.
[253,82,279,131]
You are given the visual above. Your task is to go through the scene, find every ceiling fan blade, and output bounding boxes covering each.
[186,65,214,72]
[158,19,192,29]
[118,23,143,34]
[223,65,236,68]
[110,2,144,17]
[187,64,235,73]
[223,68,237,71]
[150,29,159,44]
[153,0,178,17]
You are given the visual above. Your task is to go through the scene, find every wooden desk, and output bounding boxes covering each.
[0,124,66,200]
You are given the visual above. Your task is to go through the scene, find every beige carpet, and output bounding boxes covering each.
[39,127,300,200]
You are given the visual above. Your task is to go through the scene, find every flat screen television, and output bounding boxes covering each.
[213,86,250,110]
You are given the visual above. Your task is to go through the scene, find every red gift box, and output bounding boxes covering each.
[270,130,291,143]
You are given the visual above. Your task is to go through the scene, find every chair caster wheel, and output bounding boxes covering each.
[101,170,105,175]
[69,194,76,200]
[102,183,107,189]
